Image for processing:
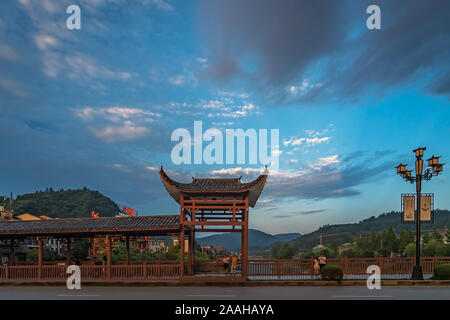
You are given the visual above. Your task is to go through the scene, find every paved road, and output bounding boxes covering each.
[0,286,449,300]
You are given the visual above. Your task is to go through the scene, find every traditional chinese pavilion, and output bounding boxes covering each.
[159,166,268,278]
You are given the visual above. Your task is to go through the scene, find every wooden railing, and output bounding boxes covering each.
[0,264,180,281]
[195,259,223,273]
[1,258,449,281]
[248,257,450,278]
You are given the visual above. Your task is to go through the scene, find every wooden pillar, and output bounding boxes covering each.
[180,227,185,277]
[106,236,112,280]
[191,230,195,275]
[344,256,349,274]
[187,232,192,276]
[241,227,248,278]
[180,194,185,278]
[241,206,249,278]
[125,236,130,265]
[187,229,195,276]
[66,238,71,264]
[38,238,43,280]
[9,240,15,266]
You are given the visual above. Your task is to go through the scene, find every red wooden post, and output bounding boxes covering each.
[344,256,349,274]
[106,236,112,280]
[5,263,9,280]
[190,230,195,275]
[379,257,383,273]
[187,232,192,276]
[125,236,130,266]
[38,238,43,280]
[180,226,185,277]
[180,194,185,278]
[9,240,15,266]
[143,262,147,280]
[66,238,71,265]
[276,259,281,279]
[241,201,249,278]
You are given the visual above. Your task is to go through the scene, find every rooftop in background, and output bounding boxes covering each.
[0,210,55,222]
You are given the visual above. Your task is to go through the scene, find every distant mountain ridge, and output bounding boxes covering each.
[10,188,120,219]
[196,229,302,252]
[288,209,450,253]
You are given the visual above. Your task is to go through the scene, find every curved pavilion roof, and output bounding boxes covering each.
[159,167,268,208]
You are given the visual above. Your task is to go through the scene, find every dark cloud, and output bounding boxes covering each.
[24,120,55,133]
[264,151,394,201]
[198,0,352,85]
[197,0,450,103]
[428,72,450,96]
[207,151,395,201]
[273,209,326,219]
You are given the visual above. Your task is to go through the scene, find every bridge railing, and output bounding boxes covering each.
[248,257,450,278]
[1,257,449,281]
[0,264,180,281]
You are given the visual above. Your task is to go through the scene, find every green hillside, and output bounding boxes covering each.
[197,229,302,252]
[290,209,450,253]
[9,188,120,219]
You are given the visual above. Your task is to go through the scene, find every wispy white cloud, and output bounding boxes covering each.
[309,155,339,170]
[75,106,161,122]
[74,106,161,142]
[288,79,322,96]
[208,103,259,118]
[211,167,265,176]
[146,0,174,11]
[283,125,335,152]
[93,124,150,142]
[65,53,132,81]
[283,136,330,147]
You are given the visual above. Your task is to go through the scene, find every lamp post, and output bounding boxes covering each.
[396,147,444,280]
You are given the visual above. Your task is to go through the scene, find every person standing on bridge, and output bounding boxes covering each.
[231,253,238,274]
[318,254,327,272]
[222,255,230,273]
[313,257,320,277]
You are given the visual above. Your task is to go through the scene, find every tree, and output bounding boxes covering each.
[399,230,414,255]
[272,243,295,259]
[404,243,416,257]
[71,239,91,260]
[328,241,339,257]
[422,232,430,245]
[26,247,61,262]
[422,239,444,257]
[431,230,442,242]
[445,228,450,245]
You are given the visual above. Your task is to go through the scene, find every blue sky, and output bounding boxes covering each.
[0,0,449,234]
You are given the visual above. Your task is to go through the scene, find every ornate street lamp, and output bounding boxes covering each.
[396,147,445,280]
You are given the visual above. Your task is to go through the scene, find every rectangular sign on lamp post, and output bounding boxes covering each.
[420,194,434,223]
[401,194,415,223]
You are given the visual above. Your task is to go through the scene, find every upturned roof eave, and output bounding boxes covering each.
[159,167,268,207]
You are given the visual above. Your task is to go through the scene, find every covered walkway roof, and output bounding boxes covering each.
[0,215,183,239]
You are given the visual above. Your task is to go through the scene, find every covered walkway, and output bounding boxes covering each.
[0,215,188,280]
